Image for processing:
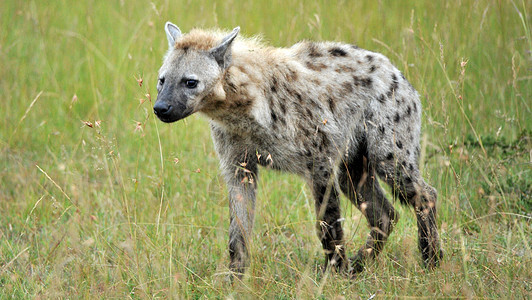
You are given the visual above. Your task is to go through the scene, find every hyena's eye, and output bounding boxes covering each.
[184,79,199,89]
[158,77,165,86]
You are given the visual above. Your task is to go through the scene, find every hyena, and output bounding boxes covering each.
[154,22,442,277]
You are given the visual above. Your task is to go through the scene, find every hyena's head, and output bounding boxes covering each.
[154,22,239,123]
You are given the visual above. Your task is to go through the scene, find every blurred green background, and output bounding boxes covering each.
[0,0,530,298]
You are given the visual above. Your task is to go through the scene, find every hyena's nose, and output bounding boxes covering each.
[153,101,172,117]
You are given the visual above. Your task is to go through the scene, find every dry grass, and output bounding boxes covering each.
[0,0,530,298]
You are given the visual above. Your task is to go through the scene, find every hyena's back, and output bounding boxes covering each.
[225,40,422,176]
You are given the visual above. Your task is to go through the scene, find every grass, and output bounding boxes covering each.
[0,0,530,298]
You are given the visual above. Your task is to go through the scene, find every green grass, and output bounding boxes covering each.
[1,0,530,298]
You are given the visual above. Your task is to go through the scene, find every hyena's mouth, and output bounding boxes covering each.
[153,101,192,123]
[156,114,179,123]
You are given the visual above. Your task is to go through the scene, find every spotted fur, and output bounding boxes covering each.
[154,22,442,278]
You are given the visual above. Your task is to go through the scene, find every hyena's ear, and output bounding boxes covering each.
[210,27,240,69]
[165,22,182,50]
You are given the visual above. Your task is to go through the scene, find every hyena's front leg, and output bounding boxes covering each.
[311,168,347,272]
[223,158,258,279]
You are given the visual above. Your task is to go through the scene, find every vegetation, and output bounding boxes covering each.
[1,0,530,298]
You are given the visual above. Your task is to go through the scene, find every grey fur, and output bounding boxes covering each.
[154,23,442,278]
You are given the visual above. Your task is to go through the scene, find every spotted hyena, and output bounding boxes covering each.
[154,22,442,277]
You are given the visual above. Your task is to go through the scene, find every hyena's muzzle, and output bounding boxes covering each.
[153,89,193,123]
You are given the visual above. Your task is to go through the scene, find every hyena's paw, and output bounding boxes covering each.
[320,251,349,274]
[348,245,380,275]
[348,252,366,275]
[228,259,246,282]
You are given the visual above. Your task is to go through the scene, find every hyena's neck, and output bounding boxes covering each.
[203,46,285,133]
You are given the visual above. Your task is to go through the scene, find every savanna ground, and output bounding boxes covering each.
[0,0,530,298]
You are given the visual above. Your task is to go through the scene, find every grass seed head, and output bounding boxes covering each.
[135,75,143,87]
[82,120,93,128]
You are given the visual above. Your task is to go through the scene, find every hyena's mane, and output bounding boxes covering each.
[172,28,266,53]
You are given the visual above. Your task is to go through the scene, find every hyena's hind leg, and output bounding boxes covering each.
[310,163,348,272]
[338,141,399,273]
[375,150,443,269]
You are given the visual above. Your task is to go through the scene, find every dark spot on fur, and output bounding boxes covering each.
[270,85,277,93]
[271,111,278,123]
[342,81,354,94]
[379,125,385,134]
[406,105,412,116]
[400,72,406,80]
[308,98,321,110]
[413,102,418,112]
[280,102,287,114]
[404,176,412,183]
[307,43,322,57]
[319,131,331,150]
[288,69,298,81]
[406,150,410,155]
[386,152,394,160]
[396,140,403,149]
[353,76,373,88]
[296,92,303,103]
[369,65,376,73]
[386,73,399,98]
[301,126,311,137]
[329,47,347,57]
[306,61,327,71]
[305,108,313,119]
[366,55,374,62]
[378,94,386,103]
[351,44,359,49]
[362,77,373,87]
[409,163,414,171]
[327,97,336,113]
[364,109,373,119]
[394,113,400,123]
